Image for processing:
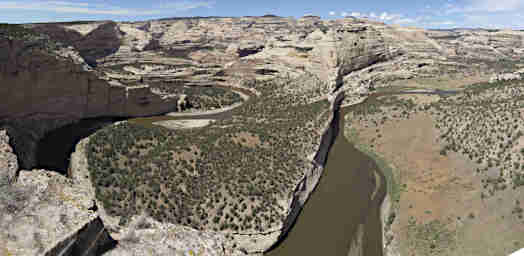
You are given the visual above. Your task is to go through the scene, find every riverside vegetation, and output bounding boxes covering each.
[346,78,524,255]
[86,76,331,236]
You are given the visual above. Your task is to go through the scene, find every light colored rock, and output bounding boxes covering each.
[0,129,111,256]
[64,23,104,36]
[490,71,523,83]
[509,248,524,256]
[0,130,18,184]
[0,167,98,256]
[103,214,240,256]
[153,119,214,129]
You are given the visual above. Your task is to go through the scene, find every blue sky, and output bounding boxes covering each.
[1,0,523,29]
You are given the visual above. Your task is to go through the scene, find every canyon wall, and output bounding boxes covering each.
[0,33,177,120]
[0,29,179,169]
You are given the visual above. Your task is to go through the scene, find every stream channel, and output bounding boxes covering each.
[34,88,457,255]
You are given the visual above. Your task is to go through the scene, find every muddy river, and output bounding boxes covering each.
[266,105,386,256]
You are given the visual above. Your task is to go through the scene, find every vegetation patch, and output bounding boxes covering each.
[407,218,456,255]
[87,77,331,232]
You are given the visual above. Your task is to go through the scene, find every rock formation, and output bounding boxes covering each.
[490,68,524,83]
[0,130,115,256]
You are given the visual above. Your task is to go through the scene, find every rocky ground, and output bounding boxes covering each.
[1,16,524,255]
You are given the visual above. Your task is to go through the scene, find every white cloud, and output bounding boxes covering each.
[394,18,416,24]
[349,11,406,23]
[341,11,348,17]
[422,0,524,29]
[466,0,522,12]
[445,0,523,13]
[0,0,214,16]
[428,20,456,26]
[379,12,403,21]
[329,11,336,16]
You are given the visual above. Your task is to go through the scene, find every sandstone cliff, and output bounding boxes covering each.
[0,25,180,169]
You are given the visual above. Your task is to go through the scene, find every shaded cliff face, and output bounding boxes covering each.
[0,35,92,120]
[32,21,122,67]
[74,22,122,67]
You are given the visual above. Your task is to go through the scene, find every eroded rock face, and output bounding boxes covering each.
[31,21,123,67]
[0,130,113,256]
[103,215,238,256]
[0,25,180,169]
[0,35,178,121]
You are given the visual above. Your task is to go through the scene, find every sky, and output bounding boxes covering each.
[0,0,523,29]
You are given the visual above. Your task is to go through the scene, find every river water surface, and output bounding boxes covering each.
[266,105,386,256]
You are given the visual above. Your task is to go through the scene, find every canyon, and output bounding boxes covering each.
[1,16,524,256]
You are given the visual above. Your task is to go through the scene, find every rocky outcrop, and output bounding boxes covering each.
[0,130,17,184]
[0,130,114,256]
[489,69,524,83]
[104,217,234,256]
